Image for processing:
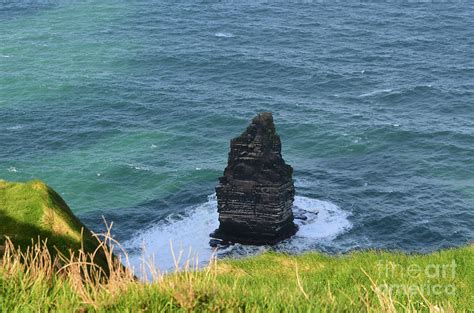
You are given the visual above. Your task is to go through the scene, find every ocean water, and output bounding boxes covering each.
[1,1,473,271]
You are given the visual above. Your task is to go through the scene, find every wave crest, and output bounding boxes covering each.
[214,32,234,38]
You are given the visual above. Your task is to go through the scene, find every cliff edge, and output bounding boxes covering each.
[0,180,105,266]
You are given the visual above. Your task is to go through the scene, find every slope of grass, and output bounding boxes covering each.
[1,237,472,312]
[0,179,472,311]
[0,180,106,269]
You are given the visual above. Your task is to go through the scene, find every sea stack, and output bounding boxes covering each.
[211,112,297,245]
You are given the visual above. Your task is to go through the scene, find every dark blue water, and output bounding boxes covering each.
[1,1,473,269]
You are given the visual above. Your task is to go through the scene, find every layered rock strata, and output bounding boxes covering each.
[211,112,297,245]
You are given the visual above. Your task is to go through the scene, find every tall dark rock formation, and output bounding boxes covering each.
[211,112,297,245]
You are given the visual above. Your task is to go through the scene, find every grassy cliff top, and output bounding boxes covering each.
[0,179,473,311]
[0,180,99,257]
[1,241,473,311]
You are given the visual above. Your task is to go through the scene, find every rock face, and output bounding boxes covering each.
[211,112,297,245]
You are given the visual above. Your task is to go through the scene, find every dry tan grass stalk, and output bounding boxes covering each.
[294,260,309,300]
[1,221,138,308]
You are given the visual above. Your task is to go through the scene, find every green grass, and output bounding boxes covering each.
[1,179,473,311]
[1,244,473,312]
[0,180,107,270]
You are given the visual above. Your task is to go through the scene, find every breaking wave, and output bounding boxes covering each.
[123,194,352,275]
[214,32,234,38]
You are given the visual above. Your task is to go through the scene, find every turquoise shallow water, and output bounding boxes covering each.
[1,1,473,269]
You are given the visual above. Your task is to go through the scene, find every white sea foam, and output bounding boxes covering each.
[6,125,22,130]
[359,88,393,98]
[7,167,17,173]
[214,32,234,38]
[294,177,314,188]
[123,194,351,277]
[127,163,151,172]
[292,196,351,240]
[123,194,219,275]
